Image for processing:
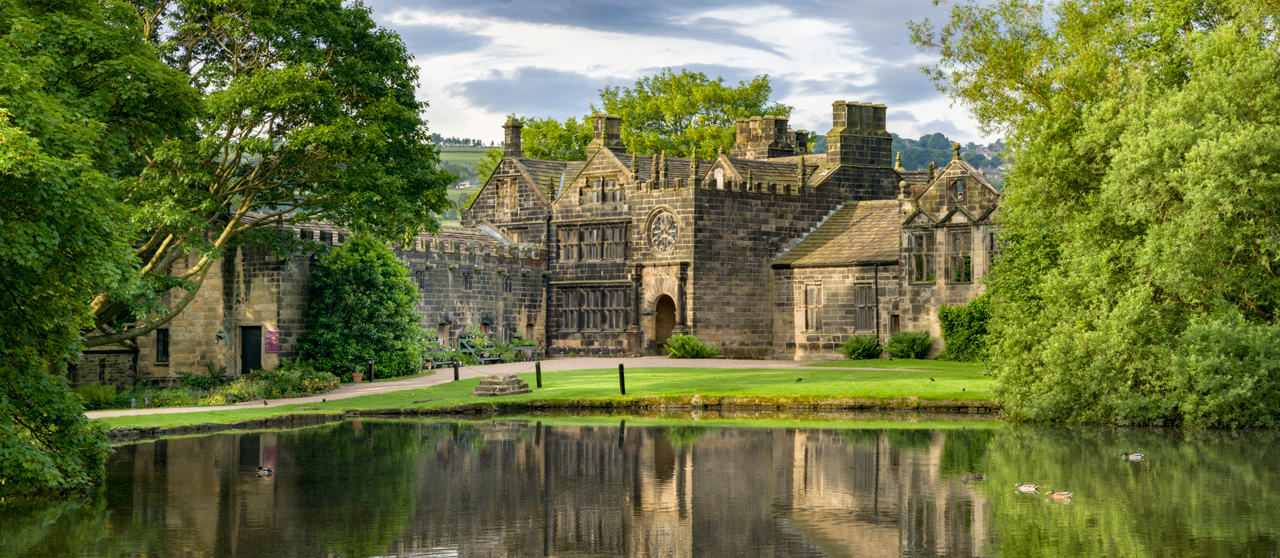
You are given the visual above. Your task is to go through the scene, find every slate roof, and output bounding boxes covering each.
[772,200,900,268]
[516,158,582,200]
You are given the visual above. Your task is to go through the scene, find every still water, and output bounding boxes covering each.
[4,418,1280,557]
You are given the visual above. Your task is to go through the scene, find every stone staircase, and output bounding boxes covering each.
[470,374,533,397]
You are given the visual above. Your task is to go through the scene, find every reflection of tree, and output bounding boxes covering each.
[282,422,427,557]
[0,491,174,557]
[665,425,714,447]
[979,428,1280,558]
[940,429,997,477]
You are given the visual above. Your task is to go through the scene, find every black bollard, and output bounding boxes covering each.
[367,358,375,382]
[536,362,542,388]
[619,363,626,395]
[453,360,459,381]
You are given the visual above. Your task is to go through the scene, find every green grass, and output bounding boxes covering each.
[808,358,985,373]
[438,147,489,167]
[99,366,993,429]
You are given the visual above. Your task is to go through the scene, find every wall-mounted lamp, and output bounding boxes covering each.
[215,330,227,344]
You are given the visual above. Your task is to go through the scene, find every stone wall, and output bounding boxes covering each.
[773,264,900,359]
[67,349,137,389]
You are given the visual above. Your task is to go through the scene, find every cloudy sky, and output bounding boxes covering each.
[363,0,996,144]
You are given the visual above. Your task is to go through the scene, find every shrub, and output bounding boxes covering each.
[665,334,722,358]
[150,389,199,407]
[175,370,220,391]
[74,384,118,411]
[297,236,425,382]
[840,335,882,360]
[885,331,932,359]
[937,294,990,361]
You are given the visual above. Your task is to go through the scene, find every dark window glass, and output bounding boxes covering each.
[156,329,170,363]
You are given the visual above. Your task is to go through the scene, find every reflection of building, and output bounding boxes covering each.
[96,423,990,557]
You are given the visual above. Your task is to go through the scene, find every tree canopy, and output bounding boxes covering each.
[84,0,454,349]
[0,0,195,496]
[597,68,790,157]
[913,0,1280,426]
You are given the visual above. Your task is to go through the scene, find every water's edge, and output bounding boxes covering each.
[106,398,1001,442]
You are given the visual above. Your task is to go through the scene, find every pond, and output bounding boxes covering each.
[3,417,1280,557]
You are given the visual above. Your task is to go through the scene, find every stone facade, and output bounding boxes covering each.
[71,99,1002,386]
[465,100,1001,360]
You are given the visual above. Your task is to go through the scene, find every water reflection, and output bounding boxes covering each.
[4,421,1280,557]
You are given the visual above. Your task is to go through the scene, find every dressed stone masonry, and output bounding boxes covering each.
[470,374,533,397]
[69,100,1002,387]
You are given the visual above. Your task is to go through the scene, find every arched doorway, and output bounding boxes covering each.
[654,295,676,354]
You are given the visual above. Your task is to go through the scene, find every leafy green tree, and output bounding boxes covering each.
[596,68,791,157]
[83,0,454,349]
[296,237,424,381]
[1,0,195,496]
[912,0,1280,426]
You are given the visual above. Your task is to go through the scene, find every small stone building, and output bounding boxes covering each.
[70,99,1001,387]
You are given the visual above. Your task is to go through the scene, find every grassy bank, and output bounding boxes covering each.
[99,364,994,430]
[808,359,985,373]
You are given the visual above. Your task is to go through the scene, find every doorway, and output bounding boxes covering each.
[654,295,676,354]
[241,326,262,374]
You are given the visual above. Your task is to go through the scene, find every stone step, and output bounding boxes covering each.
[470,374,532,397]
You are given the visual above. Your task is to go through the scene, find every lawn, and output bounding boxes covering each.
[99,365,994,430]
[809,358,986,373]
[438,146,489,168]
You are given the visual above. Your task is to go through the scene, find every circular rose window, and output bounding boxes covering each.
[649,211,678,253]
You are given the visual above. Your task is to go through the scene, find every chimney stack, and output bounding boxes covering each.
[589,114,624,154]
[503,116,523,158]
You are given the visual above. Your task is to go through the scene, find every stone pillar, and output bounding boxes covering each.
[673,263,689,334]
[627,264,643,353]
[503,116,523,158]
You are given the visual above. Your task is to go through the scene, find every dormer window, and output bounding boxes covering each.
[951,179,965,202]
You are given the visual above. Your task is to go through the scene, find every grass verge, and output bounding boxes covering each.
[808,359,985,373]
[99,365,993,430]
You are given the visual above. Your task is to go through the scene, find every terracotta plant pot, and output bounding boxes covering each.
[352,373,364,384]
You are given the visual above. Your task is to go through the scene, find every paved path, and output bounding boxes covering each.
[85,357,886,419]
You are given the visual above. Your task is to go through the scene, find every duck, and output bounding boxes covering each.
[1047,490,1073,501]
[256,466,274,477]
[1015,482,1039,494]
[961,472,986,483]
[1122,452,1145,462]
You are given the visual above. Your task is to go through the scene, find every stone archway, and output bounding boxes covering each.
[654,294,676,355]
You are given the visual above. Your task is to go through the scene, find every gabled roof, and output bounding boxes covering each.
[773,200,900,268]
[917,158,1001,201]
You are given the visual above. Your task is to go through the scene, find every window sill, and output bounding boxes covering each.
[154,362,170,367]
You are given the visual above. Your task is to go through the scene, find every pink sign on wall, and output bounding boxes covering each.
[265,328,280,354]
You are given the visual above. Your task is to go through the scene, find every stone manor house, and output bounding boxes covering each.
[72,100,1001,387]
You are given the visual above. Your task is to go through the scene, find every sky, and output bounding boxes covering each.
[363,0,998,145]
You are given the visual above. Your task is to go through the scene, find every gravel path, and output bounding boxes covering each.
[84,356,903,419]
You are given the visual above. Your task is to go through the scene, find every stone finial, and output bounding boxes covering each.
[659,150,668,184]
[650,152,659,182]
[502,116,523,158]
[689,147,699,175]
[952,142,962,160]
[747,168,753,190]
[927,161,937,182]
[718,146,724,157]
[796,156,805,184]
[630,152,638,174]
[899,180,909,198]
[895,151,903,170]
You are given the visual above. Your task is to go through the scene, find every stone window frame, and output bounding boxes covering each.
[603,225,627,260]
[560,287,629,332]
[950,178,966,203]
[503,275,513,293]
[581,228,601,260]
[946,228,974,284]
[502,178,518,211]
[155,328,170,364]
[986,229,1004,276]
[907,230,937,283]
[559,228,580,261]
[803,283,822,332]
[463,272,473,291]
[646,208,680,254]
[853,284,875,333]
[603,178,623,203]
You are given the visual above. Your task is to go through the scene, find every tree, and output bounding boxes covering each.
[1,0,196,495]
[296,237,424,381]
[475,115,594,185]
[596,68,790,157]
[82,0,454,349]
[912,0,1280,426]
